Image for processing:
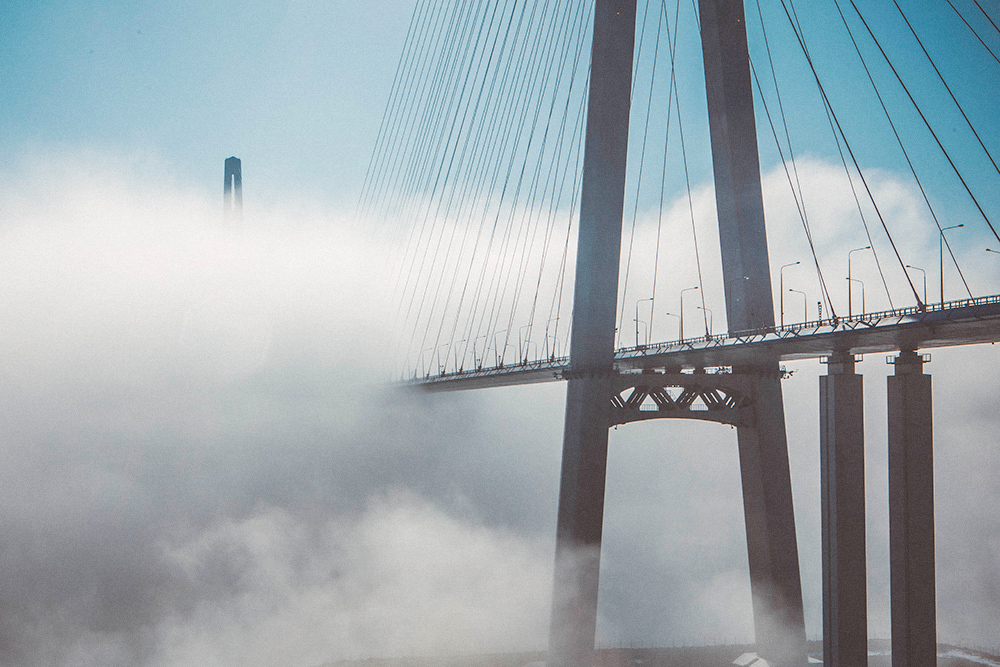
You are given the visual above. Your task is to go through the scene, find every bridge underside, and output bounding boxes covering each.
[408,296,1000,392]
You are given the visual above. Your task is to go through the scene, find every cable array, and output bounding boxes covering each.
[359,0,1000,379]
[359,0,594,378]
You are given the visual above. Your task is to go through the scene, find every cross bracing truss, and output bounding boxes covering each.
[407,294,1000,392]
[610,371,753,427]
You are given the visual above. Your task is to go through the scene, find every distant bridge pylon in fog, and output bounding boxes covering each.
[224,156,243,224]
[357,1,1000,666]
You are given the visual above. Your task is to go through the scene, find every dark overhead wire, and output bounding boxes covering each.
[650,0,683,342]
[512,1,593,358]
[357,0,427,219]
[361,0,441,221]
[949,0,1000,65]
[663,0,709,337]
[495,0,585,360]
[974,0,1000,36]
[467,0,566,363]
[782,0,923,309]
[617,0,665,347]
[396,0,486,323]
[751,0,835,318]
[832,0,973,299]
[374,1,457,229]
[445,0,551,367]
[846,0,1000,246]
[892,0,1000,178]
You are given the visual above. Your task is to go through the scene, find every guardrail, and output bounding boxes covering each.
[616,293,1000,358]
[405,294,1000,384]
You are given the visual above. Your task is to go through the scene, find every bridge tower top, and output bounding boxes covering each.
[224,156,243,224]
[699,0,775,333]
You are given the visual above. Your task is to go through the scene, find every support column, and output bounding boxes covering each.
[699,0,806,663]
[734,370,807,667]
[820,353,867,667]
[548,3,636,667]
[888,350,935,667]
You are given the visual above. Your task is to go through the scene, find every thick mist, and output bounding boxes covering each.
[0,150,997,666]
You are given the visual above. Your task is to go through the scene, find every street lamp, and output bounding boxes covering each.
[940,224,964,304]
[472,334,488,369]
[789,289,807,322]
[660,312,681,340]
[635,297,653,348]
[847,278,865,315]
[493,330,509,366]
[780,261,800,327]
[697,306,713,337]
[987,248,1000,256]
[543,318,560,360]
[680,286,699,340]
[905,265,927,305]
[848,245,870,317]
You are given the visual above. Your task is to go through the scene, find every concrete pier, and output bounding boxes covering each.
[888,350,936,667]
[820,353,867,667]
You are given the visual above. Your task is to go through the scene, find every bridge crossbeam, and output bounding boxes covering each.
[610,371,751,427]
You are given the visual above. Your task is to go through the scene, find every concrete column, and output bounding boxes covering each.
[888,350,935,667]
[699,0,806,661]
[820,353,867,667]
[548,3,636,667]
[549,373,613,667]
[735,369,807,667]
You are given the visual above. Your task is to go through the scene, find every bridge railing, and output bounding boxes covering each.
[617,293,1000,359]
[405,294,1000,384]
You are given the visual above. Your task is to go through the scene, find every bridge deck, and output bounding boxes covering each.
[408,294,1000,392]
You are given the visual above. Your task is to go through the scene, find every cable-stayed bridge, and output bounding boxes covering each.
[358,1,1000,666]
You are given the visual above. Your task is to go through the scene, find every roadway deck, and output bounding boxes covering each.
[408,294,1000,392]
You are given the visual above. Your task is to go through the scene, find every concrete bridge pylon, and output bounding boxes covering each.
[547,1,808,665]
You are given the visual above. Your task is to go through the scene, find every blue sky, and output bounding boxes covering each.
[2,0,996,217]
[0,0,414,206]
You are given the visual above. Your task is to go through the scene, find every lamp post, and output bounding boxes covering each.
[493,330,509,366]
[697,306,713,337]
[472,335,488,369]
[905,265,927,306]
[847,278,865,315]
[543,318,560,360]
[680,286,699,340]
[661,312,681,340]
[789,288,807,322]
[987,248,1000,256]
[848,245,871,317]
[634,297,653,348]
[780,261,801,327]
[940,224,964,304]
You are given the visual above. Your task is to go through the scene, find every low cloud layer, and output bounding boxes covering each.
[0,149,997,666]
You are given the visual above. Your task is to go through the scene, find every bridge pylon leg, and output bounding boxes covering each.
[736,369,808,667]
[698,0,806,658]
[820,353,867,667]
[888,351,935,667]
[547,2,636,667]
[548,375,613,667]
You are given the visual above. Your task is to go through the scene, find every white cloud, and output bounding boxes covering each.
[0,149,997,666]
[154,493,552,667]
